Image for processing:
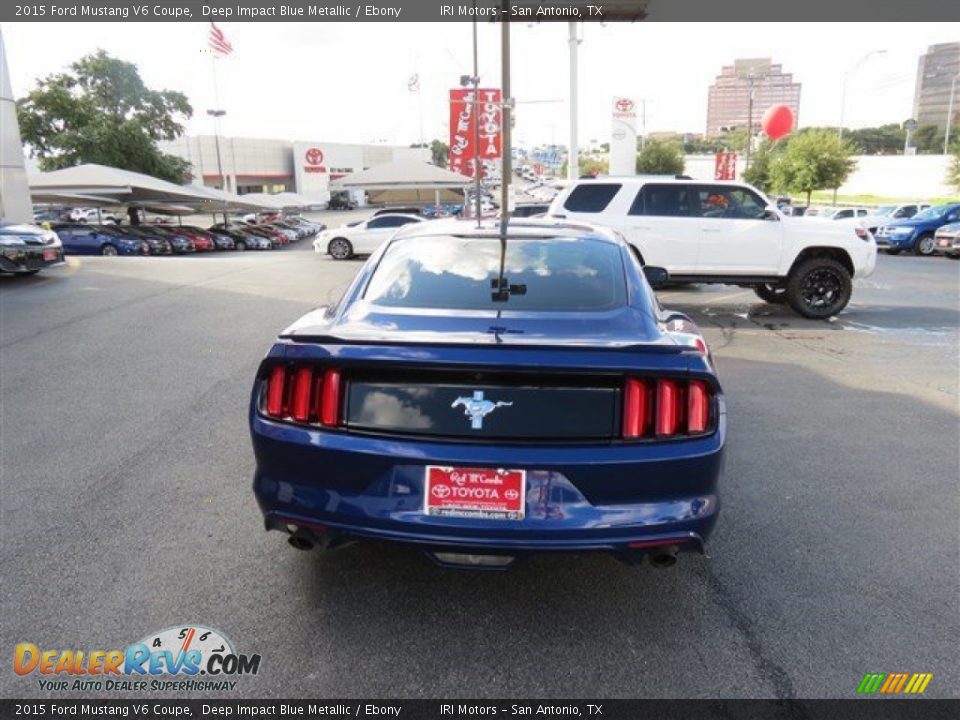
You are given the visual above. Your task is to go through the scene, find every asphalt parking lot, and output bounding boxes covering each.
[1,237,957,699]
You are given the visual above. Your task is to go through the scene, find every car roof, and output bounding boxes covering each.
[368,213,423,221]
[567,175,740,186]
[390,217,623,244]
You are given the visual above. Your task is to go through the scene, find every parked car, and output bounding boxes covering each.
[208,225,273,251]
[53,223,149,256]
[547,177,877,318]
[262,224,299,244]
[875,203,960,256]
[126,226,195,254]
[179,226,233,251]
[809,207,870,221]
[96,225,172,255]
[314,214,425,260]
[932,222,960,259]
[859,203,932,235]
[250,218,723,569]
[67,207,120,224]
[0,222,64,274]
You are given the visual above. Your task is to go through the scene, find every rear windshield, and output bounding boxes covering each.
[364,236,627,312]
[563,184,622,213]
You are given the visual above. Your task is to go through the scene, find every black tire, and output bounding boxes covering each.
[327,237,353,260]
[754,283,787,304]
[914,233,936,256]
[235,240,246,251]
[885,248,902,255]
[785,258,852,319]
[101,244,119,257]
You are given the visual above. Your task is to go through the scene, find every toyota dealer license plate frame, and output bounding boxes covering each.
[424,466,526,521]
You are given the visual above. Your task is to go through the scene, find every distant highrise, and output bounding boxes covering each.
[912,42,960,130]
[706,58,801,137]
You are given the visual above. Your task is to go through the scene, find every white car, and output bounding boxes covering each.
[68,207,120,224]
[547,177,877,318]
[808,207,870,222]
[857,203,932,235]
[314,214,424,260]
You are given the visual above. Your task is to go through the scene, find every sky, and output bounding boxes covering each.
[3,22,958,151]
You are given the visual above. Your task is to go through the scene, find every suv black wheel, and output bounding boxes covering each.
[754,283,786,304]
[785,258,852,319]
[914,233,936,256]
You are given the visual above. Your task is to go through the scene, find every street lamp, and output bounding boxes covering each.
[945,74,959,155]
[206,109,227,192]
[838,49,886,141]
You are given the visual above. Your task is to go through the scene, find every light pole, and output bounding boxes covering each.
[567,21,580,180]
[945,74,959,155]
[206,109,227,191]
[839,49,886,141]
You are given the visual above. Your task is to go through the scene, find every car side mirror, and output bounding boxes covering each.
[643,266,669,288]
[763,206,781,221]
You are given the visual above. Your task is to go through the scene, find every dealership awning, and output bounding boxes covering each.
[29,164,215,205]
[190,186,277,212]
[238,192,306,210]
[332,160,472,192]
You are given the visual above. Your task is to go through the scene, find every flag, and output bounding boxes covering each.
[209,22,233,56]
[407,73,420,93]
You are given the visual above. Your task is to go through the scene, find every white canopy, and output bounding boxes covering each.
[238,192,301,210]
[29,164,214,205]
[190,185,277,212]
[332,160,472,191]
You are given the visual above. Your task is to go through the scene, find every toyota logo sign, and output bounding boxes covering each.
[615,98,635,113]
[305,148,324,166]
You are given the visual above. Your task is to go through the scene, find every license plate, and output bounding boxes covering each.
[424,466,525,521]
[42,249,58,261]
[938,238,949,247]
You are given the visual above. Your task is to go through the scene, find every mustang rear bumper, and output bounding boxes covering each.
[251,408,725,559]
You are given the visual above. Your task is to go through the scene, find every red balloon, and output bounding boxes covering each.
[761,104,794,140]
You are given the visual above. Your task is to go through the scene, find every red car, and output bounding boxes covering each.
[175,227,216,252]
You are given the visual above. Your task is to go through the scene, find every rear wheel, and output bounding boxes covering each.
[914,233,936,256]
[785,258,852,319]
[101,244,118,257]
[235,240,246,251]
[328,237,353,260]
[753,283,787,304]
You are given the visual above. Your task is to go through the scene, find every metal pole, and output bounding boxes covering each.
[744,77,754,169]
[945,76,958,155]
[213,129,225,191]
[499,8,511,236]
[838,73,848,141]
[567,22,579,180]
[472,11,482,225]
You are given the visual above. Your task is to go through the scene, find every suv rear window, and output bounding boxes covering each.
[365,236,627,312]
[563,184,622,213]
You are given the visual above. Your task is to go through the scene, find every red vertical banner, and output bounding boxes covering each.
[449,88,502,179]
[714,152,737,180]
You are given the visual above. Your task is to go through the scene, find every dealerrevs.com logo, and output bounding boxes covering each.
[14,625,261,692]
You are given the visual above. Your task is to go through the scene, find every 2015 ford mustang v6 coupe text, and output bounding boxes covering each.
[249,219,725,569]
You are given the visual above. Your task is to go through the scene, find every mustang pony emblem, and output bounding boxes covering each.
[451,391,513,430]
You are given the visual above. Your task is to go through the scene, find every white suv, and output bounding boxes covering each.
[547,177,877,318]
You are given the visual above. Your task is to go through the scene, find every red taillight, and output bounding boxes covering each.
[622,377,713,439]
[687,380,709,433]
[290,367,314,422]
[266,366,287,417]
[622,378,648,439]
[656,379,681,436]
[264,365,341,427]
[320,369,341,426]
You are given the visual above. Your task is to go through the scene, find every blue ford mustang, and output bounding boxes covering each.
[250,220,725,569]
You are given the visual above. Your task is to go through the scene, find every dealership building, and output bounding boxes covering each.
[159,135,431,204]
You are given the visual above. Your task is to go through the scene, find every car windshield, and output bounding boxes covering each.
[364,236,627,312]
[913,206,948,221]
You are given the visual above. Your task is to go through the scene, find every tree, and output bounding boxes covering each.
[16,50,192,183]
[743,139,779,193]
[949,146,960,192]
[636,140,684,175]
[845,124,906,155]
[770,130,856,206]
[430,139,449,168]
[560,156,609,177]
